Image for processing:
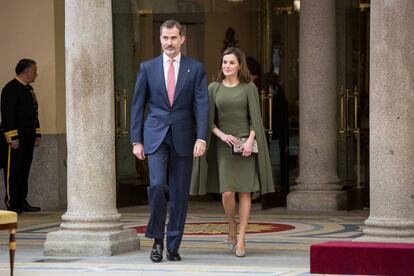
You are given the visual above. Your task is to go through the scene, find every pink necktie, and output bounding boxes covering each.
[167,59,176,106]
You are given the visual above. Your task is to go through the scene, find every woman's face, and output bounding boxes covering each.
[222,53,240,79]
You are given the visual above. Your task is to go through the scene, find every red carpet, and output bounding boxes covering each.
[311,241,414,275]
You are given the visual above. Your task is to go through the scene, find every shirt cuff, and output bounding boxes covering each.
[197,139,206,144]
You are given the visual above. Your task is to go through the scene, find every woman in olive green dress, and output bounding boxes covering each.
[191,47,274,257]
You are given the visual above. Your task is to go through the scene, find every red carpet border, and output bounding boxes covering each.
[311,241,414,275]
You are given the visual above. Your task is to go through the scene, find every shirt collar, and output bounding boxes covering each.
[15,76,28,85]
[163,52,181,64]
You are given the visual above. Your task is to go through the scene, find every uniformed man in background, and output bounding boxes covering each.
[0,58,42,213]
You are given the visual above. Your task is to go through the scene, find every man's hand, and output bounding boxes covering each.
[193,139,206,157]
[133,143,146,160]
[10,141,19,149]
[35,137,41,146]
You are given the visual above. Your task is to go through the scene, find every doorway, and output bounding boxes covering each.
[337,0,370,210]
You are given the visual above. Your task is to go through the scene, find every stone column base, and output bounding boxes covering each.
[355,236,414,243]
[355,218,414,243]
[287,190,347,211]
[44,229,139,256]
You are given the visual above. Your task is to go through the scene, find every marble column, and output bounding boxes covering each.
[44,0,140,256]
[357,0,414,242]
[287,0,346,211]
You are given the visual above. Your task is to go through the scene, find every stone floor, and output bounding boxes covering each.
[0,201,368,275]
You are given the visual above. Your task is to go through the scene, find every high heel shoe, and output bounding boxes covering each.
[226,221,238,253]
[227,238,237,253]
[235,242,246,258]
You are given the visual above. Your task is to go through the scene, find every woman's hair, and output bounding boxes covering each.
[15,59,36,74]
[216,47,251,83]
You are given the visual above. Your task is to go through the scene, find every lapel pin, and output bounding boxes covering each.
[187,69,190,72]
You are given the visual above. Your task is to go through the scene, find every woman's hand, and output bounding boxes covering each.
[242,140,253,157]
[220,133,239,147]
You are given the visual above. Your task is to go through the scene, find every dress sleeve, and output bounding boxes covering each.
[208,82,218,130]
[247,83,261,132]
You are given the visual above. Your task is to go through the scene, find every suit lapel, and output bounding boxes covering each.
[173,55,190,104]
[155,55,170,106]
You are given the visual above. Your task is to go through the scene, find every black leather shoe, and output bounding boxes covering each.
[22,202,41,212]
[166,250,181,261]
[7,206,23,214]
[150,243,163,263]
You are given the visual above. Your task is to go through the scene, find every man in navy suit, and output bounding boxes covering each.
[130,20,209,262]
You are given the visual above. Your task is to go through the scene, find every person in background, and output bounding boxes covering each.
[246,56,262,91]
[191,47,274,257]
[263,72,290,205]
[130,19,209,263]
[0,58,42,214]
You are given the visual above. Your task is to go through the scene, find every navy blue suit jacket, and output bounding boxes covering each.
[130,55,209,157]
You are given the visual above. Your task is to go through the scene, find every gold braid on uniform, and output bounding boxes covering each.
[4,130,19,143]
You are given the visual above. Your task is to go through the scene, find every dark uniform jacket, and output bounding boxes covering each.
[0,78,41,153]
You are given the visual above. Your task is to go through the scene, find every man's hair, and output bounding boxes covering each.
[246,57,261,77]
[15,59,36,74]
[216,47,251,83]
[160,19,184,36]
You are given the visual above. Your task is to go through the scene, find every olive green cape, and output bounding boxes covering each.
[190,81,275,195]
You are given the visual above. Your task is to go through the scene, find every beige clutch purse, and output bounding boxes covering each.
[231,137,258,155]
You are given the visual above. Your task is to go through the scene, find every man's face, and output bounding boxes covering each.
[160,26,185,59]
[25,65,38,83]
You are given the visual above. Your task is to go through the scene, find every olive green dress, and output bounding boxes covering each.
[214,83,260,193]
[190,81,274,197]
